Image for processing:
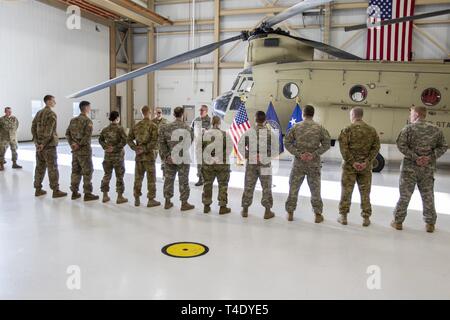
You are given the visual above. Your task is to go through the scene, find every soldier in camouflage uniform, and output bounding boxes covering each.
[66,101,99,202]
[0,107,22,170]
[31,95,67,198]
[152,107,169,179]
[99,111,128,204]
[159,106,195,211]
[201,116,232,215]
[391,106,448,233]
[338,107,380,227]
[284,105,331,222]
[128,106,161,208]
[239,111,278,220]
[191,105,211,186]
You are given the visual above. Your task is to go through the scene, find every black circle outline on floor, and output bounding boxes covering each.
[161,242,209,258]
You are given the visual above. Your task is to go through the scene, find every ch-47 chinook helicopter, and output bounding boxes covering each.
[69,0,450,172]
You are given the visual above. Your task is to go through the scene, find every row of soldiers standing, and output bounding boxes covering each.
[3,94,448,233]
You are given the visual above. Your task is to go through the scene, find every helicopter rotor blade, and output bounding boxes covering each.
[287,34,363,60]
[68,34,244,98]
[263,0,332,29]
[345,9,450,32]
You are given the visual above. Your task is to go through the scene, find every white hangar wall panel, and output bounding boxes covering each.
[0,0,110,141]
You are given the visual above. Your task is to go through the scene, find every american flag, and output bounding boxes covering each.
[229,100,251,160]
[366,0,415,61]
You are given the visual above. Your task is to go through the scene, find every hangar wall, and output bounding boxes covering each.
[0,0,110,141]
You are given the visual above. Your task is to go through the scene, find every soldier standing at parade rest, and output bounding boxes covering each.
[128,106,161,208]
[391,106,448,233]
[0,107,22,170]
[66,101,99,202]
[239,111,277,220]
[201,116,232,215]
[284,105,331,222]
[159,106,195,211]
[338,107,380,227]
[151,107,169,179]
[191,105,211,186]
[31,95,67,198]
[99,111,128,204]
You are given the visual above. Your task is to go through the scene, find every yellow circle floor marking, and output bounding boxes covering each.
[162,242,209,258]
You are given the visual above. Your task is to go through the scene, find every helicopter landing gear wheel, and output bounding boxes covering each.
[372,153,385,173]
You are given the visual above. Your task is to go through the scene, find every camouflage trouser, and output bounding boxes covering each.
[34,146,60,191]
[197,164,204,180]
[70,153,94,194]
[134,161,156,200]
[202,164,230,206]
[393,167,437,225]
[0,140,18,163]
[241,164,273,209]
[164,163,190,201]
[339,164,372,217]
[285,159,323,214]
[101,159,126,194]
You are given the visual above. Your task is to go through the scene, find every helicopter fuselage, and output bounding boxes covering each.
[213,33,450,145]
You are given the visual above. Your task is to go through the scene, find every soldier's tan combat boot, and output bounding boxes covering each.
[35,189,47,197]
[264,208,275,220]
[219,206,231,215]
[84,193,99,202]
[390,221,403,230]
[12,162,22,169]
[52,190,67,198]
[315,213,324,224]
[164,198,174,210]
[337,214,348,225]
[287,212,294,222]
[71,192,81,200]
[203,205,211,214]
[134,197,140,207]
[102,192,110,203]
[147,199,161,208]
[362,217,371,227]
[241,207,248,218]
[0,163,4,171]
[426,224,435,233]
[116,193,128,204]
[181,202,195,211]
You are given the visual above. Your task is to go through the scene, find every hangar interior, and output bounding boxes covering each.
[0,0,449,299]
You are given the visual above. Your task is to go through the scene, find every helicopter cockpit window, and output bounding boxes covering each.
[231,77,240,91]
[230,96,242,111]
[283,83,299,99]
[349,85,368,102]
[213,92,233,113]
[421,88,441,106]
[238,78,254,92]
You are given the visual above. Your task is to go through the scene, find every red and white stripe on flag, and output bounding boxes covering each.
[366,0,416,62]
[229,101,251,160]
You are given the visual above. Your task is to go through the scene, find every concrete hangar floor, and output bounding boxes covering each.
[1,141,450,300]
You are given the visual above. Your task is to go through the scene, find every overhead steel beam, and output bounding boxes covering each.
[37,0,112,26]
[109,0,173,25]
[84,0,172,26]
